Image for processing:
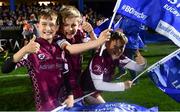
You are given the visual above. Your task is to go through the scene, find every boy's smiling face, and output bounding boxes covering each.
[62,17,80,39]
[106,39,125,60]
[38,16,59,43]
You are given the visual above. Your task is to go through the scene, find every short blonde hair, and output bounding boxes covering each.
[59,5,82,24]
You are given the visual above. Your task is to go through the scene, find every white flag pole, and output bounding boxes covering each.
[132,48,180,83]
[51,92,95,112]
[99,0,122,56]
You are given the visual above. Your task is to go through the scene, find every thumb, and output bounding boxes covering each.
[61,101,67,106]
[83,16,86,22]
[30,35,36,42]
[135,50,141,57]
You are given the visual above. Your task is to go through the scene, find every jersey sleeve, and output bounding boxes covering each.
[1,56,16,73]
[89,55,125,91]
[119,56,145,72]
[1,54,30,73]
[56,38,71,49]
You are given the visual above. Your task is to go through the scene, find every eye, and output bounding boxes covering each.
[41,23,47,26]
[63,23,69,27]
[49,23,55,27]
[71,24,77,27]
[114,45,124,49]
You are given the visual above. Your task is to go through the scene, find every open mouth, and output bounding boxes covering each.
[43,32,53,35]
[65,31,76,39]
[65,30,76,35]
[66,32,75,36]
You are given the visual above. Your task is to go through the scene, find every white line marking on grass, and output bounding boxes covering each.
[0,74,28,78]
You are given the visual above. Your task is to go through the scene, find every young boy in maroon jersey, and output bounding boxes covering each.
[80,31,146,104]
[56,5,112,103]
[1,9,111,111]
[1,9,74,111]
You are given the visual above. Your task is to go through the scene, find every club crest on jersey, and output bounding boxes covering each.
[93,65,103,74]
[38,53,45,60]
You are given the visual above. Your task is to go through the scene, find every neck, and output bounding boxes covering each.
[47,39,53,44]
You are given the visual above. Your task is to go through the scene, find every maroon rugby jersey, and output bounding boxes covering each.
[16,38,69,111]
[80,51,132,92]
[57,29,84,98]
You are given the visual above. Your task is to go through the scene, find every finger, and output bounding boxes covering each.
[107,31,111,40]
[136,52,141,57]
[61,101,66,106]
[30,35,36,42]
[81,18,86,25]
[35,47,40,53]
[67,103,74,108]
[104,29,113,33]
[36,43,40,48]
[83,16,86,22]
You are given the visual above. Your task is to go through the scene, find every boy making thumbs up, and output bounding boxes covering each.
[1,9,111,111]
[1,9,72,111]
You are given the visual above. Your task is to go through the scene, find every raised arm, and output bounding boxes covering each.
[1,37,40,73]
[62,29,111,54]
[13,36,40,63]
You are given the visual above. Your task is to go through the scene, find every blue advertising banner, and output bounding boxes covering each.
[116,0,180,47]
[53,102,158,112]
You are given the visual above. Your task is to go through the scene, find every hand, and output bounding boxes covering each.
[81,21,94,34]
[61,95,74,108]
[124,80,133,89]
[24,36,40,54]
[135,52,146,65]
[98,29,112,44]
[116,28,123,33]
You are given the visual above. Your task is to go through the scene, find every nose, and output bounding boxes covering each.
[69,26,73,31]
[45,25,51,31]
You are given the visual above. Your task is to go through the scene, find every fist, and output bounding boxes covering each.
[135,54,146,65]
[81,21,93,33]
[24,36,40,53]
[124,80,133,89]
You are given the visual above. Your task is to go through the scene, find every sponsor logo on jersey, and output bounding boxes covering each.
[38,53,45,60]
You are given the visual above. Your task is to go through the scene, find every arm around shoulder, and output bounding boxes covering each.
[64,29,111,54]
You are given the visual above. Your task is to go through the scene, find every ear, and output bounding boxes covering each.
[105,41,110,48]
[36,23,39,28]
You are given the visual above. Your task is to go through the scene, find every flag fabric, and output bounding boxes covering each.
[94,19,112,36]
[116,0,180,47]
[93,17,123,36]
[54,102,158,112]
[148,49,180,102]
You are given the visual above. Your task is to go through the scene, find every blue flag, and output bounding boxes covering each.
[116,0,180,47]
[148,49,180,102]
[54,102,158,112]
[94,19,112,36]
